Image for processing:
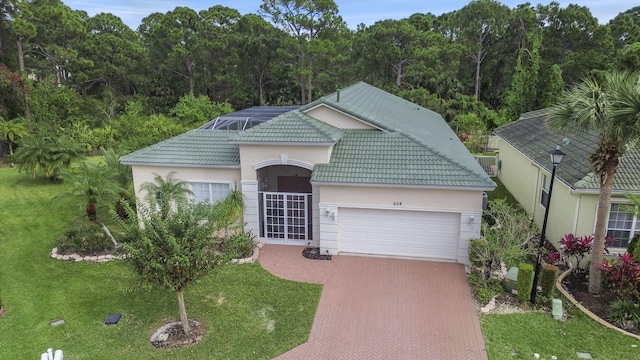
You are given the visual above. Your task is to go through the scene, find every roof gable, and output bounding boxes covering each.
[301,82,488,181]
[312,130,495,188]
[494,109,640,192]
[231,110,344,144]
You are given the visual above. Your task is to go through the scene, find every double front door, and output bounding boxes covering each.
[262,192,310,245]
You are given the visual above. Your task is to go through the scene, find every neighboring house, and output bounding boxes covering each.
[120,82,495,264]
[495,109,640,251]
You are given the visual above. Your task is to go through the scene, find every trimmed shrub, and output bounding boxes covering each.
[540,263,559,299]
[517,262,534,303]
[56,221,113,255]
[608,300,640,330]
[223,231,256,260]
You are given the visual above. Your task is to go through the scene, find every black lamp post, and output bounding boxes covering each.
[531,145,566,304]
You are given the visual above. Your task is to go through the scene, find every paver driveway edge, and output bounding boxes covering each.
[259,245,488,360]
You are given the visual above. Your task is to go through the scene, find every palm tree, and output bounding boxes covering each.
[548,70,640,294]
[213,187,245,242]
[58,161,123,223]
[14,135,84,180]
[57,160,124,247]
[0,117,29,164]
[140,172,193,219]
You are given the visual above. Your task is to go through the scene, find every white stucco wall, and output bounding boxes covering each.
[130,166,241,200]
[304,105,376,129]
[496,138,605,247]
[239,144,332,181]
[316,184,485,264]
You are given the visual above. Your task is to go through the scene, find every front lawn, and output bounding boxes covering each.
[482,306,640,359]
[0,166,321,359]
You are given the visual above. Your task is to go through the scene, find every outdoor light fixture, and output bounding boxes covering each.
[531,145,566,304]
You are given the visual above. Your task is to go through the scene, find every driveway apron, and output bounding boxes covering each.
[259,245,487,359]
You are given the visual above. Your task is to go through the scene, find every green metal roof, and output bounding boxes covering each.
[301,82,487,180]
[312,130,496,188]
[120,82,496,190]
[494,109,640,192]
[231,110,343,144]
[119,130,240,167]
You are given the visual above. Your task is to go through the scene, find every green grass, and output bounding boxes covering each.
[486,177,521,209]
[482,305,640,359]
[0,166,321,359]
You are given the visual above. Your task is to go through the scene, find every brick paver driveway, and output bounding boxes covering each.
[259,245,487,359]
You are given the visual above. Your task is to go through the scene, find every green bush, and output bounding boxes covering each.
[517,263,534,303]
[629,232,640,261]
[467,270,503,306]
[223,231,256,260]
[540,263,559,300]
[608,300,640,330]
[56,221,113,255]
[469,199,538,280]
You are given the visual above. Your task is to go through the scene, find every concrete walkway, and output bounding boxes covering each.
[259,245,487,359]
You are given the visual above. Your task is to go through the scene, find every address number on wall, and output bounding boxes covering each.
[393,202,403,206]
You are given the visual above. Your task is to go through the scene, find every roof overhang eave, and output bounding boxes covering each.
[231,141,336,146]
[119,161,240,169]
[310,181,495,191]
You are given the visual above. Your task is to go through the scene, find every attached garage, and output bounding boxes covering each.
[337,208,461,261]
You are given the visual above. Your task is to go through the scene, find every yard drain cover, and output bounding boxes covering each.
[105,313,121,325]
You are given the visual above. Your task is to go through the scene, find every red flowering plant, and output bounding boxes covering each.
[458,132,469,142]
[600,253,640,301]
[560,233,593,274]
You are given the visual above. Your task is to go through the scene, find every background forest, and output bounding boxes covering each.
[1,0,639,161]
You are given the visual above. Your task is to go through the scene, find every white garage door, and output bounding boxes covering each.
[338,208,460,260]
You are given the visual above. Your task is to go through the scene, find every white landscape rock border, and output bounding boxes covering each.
[230,241,265,264]
[50,241,266,264]
[50,247,125,263]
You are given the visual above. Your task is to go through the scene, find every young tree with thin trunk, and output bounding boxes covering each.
[118,185,222,334]
[548,70,640,294]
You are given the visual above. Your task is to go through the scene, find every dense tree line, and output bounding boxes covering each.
[1,0,639,160]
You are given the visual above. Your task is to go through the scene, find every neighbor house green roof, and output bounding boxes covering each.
[494,109,640,192]
[120,130,240,168]
[312,130,496,188]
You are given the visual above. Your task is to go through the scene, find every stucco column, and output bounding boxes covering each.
[241,180,259,237]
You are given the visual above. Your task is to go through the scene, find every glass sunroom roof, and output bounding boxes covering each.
[199,106,301,130]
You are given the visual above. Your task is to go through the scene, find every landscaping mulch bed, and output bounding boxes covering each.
[150,320,204,349]
[561,271,637,335]
[302,247,332,260]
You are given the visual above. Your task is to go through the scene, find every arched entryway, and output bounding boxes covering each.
[257,165,313,245]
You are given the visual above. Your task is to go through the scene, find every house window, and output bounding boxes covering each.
[606,203,640,248]
[191,182,230,205]
[540,174,550,208]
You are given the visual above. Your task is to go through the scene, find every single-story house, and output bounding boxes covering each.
[494,109,640,251]
[120,82,495,264]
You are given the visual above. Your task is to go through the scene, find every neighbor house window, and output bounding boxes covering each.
[606,203,640,248]
[191,182,230,205]
[540,174,550,208]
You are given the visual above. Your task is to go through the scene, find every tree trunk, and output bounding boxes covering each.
[588,168,616,294]
[16,35,25,73]
[474,50,483,101]
[87,202,97,223]
[176,290,191,334]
